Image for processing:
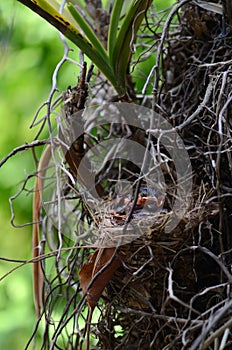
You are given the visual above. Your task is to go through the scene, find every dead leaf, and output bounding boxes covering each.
[79,248,125,309]
[33,144,52,318]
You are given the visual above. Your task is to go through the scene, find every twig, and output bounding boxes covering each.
[0,140,49,168]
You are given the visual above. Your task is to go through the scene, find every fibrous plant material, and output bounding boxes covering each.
[1,1,232,349]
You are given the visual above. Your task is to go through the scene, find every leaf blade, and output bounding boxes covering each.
[18,0,120,92]
[108,0,124,62]
[79,248,125,309]
[112,0,153,94]
[68,3,109,63]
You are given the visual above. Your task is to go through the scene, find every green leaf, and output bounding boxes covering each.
[111,0,152,93]
[17,0,120,92]
[68,3,109,63]
[108,0,124,62]
[17,0,152,96]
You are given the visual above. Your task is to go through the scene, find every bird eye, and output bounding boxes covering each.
[140,187,148,197]
[140,187,156,197]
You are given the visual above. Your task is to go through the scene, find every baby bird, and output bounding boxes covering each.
[109,187,165,225]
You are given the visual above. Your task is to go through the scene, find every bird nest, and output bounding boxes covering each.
[8,1,231,349]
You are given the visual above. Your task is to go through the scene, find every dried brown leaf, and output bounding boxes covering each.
[79,248,125,309]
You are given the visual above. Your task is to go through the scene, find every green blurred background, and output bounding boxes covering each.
[0,1,173,349]
[0,1,79,349]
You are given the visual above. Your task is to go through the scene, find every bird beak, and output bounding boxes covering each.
[145,195,165,208]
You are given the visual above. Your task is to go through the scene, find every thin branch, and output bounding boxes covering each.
[0,139,49,168]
